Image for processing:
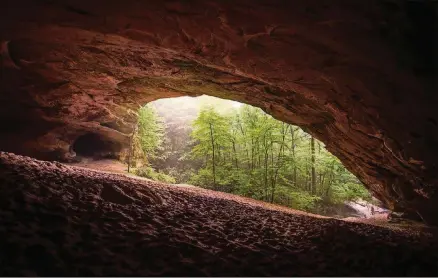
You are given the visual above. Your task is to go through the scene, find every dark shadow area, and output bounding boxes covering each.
[72,133,122,160]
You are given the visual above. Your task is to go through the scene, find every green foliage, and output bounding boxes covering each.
[189,168,214,188]
[136,96,372,215]
[330,175,371,204]
[289,190,322,211]
[187,100,371,212]
[191,106,231,158]
[129,104,177,183]
[135,166,176,183]
[137,105,164,162]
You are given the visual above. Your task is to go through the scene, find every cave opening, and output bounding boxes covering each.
[127,95,387,219]
[72,133,122,160]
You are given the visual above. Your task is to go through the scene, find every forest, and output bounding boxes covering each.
[126,96,372,215]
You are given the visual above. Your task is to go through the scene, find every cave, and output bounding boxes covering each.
[71,133,122,159]
[0,0,437,276]
[0,0,435,223]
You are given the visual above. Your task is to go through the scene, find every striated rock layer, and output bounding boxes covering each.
[0,0,437,223]
[1,152,438,276]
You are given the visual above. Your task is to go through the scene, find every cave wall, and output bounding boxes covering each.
[0,0,437,223]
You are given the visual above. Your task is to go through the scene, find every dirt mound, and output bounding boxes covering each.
[1,152,438,276]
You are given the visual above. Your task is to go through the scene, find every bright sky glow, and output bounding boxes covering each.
[150,95,244,118]
[231,101,243,108]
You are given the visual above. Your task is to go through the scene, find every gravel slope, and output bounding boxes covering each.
[1,152,437,276]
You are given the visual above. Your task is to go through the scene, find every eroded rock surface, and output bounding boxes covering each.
[1,152,438,276]
[0,0,437,222]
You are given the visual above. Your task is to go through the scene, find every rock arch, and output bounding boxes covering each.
[0,0,437,223]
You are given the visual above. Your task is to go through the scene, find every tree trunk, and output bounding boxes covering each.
[238,120,250,169]
[272,124,287,203]
[209,123,216,189]
[325,161,336,199]
[270,140,275,203]
[232,140,239,169]
[264,137,269,201]
[127,123,138,173]
[311,136,316,194]
[290,126,297,186]
[251,138,254,170]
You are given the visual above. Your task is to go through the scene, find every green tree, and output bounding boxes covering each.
[129,104,176,183]
[190,106,231,190]
[137,104,164,164]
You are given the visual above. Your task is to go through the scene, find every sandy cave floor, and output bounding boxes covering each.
[1,152,438,276]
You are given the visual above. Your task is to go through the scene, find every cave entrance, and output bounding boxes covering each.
[127,95,386,219]
[72,133,122,160]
